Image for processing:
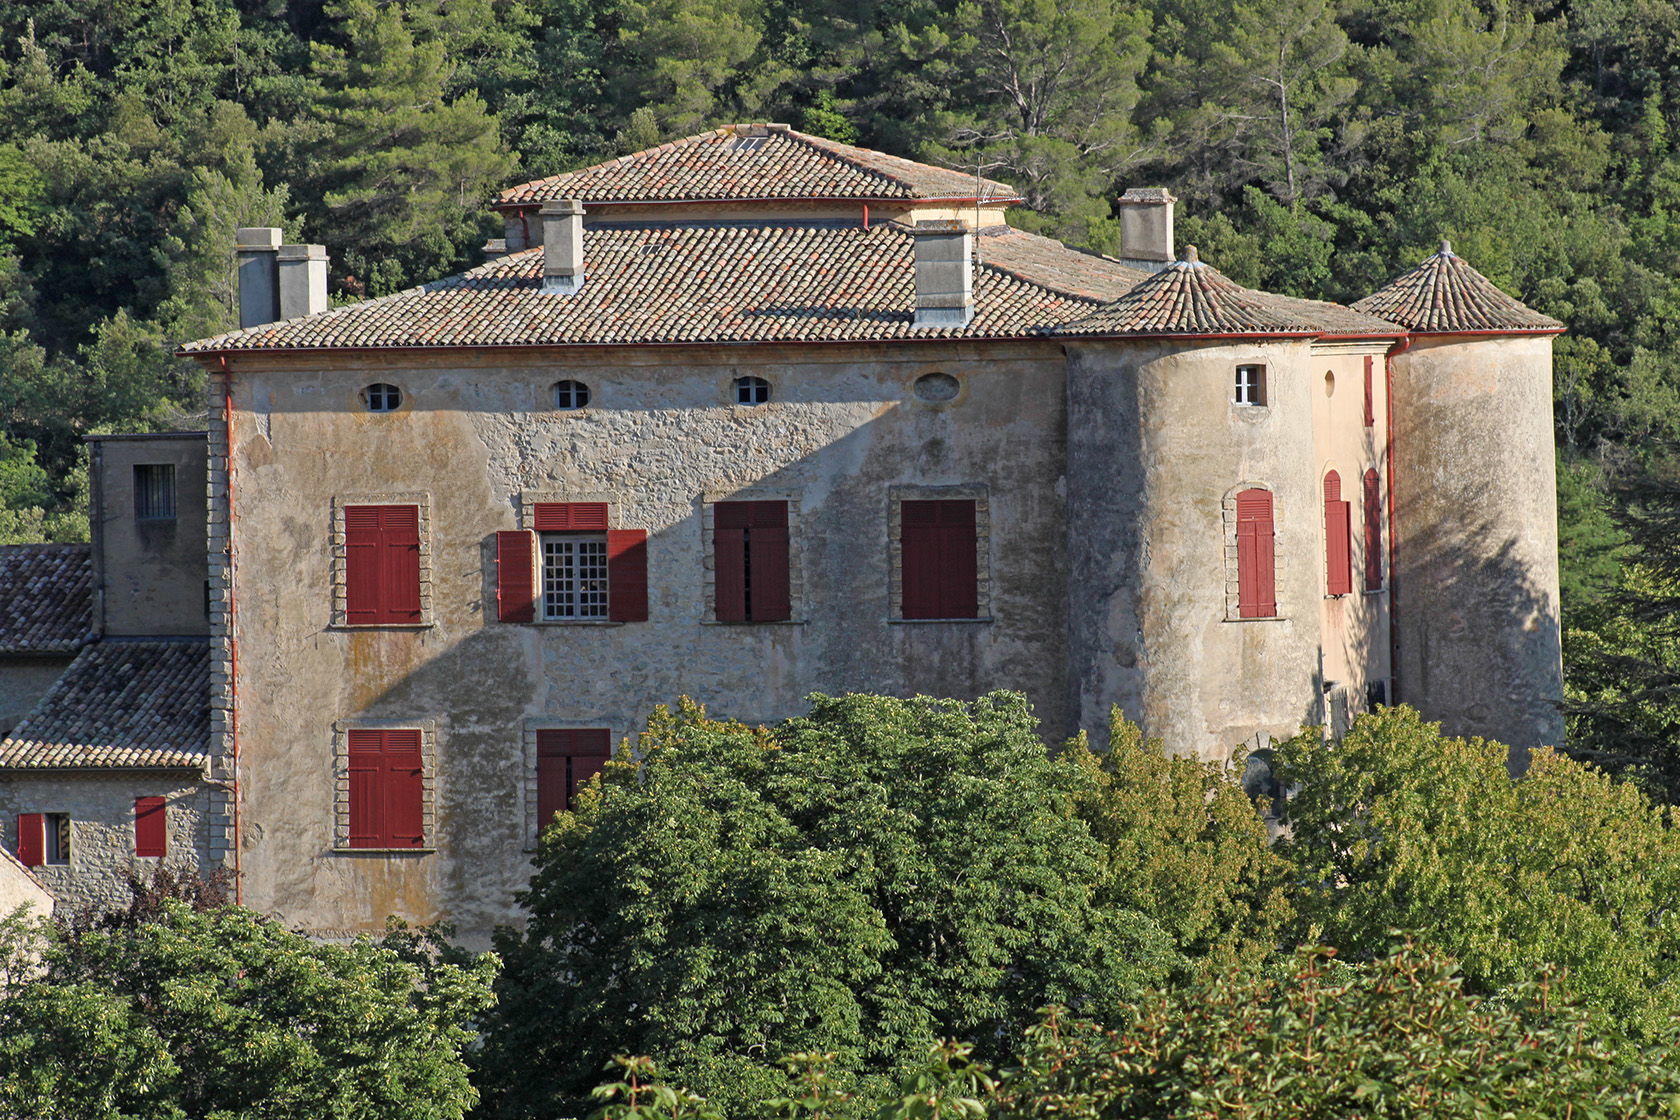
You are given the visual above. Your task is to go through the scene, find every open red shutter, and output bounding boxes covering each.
[347,729,382,847]
[1363,468,1383,590]
[134,797,166,857]
[1236,489,1276,618]
[533,502,609,532]
[1363,355,1375,428]
[1324,472,1352,596]
[383,729,425,848]
[496,530,536,622]
[344,506,382,624]
[15,813,43,867]
[713,505,749,623]
[607,529,648,621]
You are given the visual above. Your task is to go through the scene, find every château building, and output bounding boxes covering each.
[1,124,1564,941]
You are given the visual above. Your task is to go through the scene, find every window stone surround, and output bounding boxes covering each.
[697,488,806,624]
[886,483,992,622]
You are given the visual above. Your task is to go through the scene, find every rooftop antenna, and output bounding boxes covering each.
[947,128,1011,269]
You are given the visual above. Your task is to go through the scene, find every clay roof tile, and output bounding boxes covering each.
[1351,241,1563,333]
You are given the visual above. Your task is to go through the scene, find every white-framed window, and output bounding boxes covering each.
[1235,364,1266,406]
[542,534,609,620]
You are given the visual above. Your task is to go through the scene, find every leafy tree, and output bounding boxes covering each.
[0,901,497,1120]
[1276,705,1680,1043]
[479,694,1178,1119]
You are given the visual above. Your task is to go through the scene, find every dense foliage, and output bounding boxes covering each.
[0,900,497,1120]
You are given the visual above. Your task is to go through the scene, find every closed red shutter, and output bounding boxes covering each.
[715,501,790,622]
[134,797,166,857]
[533,502,610,532]
[1363,355,1375,428]
[344,505,421,624]
[348,729,424,848]
[15,813,43,867]
[1324,472,1353,596]
[607,529,648,621]
[901,500,978,619]
[536,729,612,836]
[1236,489,1276,619]
[1363,468,1383,590]
[496,530,536,622]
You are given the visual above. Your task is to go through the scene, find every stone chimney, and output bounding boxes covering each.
[1117,187,1175,263]
[235,227,281,328]
[277,244,329,320]
[911,220,973,329]
[482,237,508,263]
[541,199,585,294]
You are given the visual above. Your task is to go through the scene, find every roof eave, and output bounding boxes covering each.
[490,194,1025,212]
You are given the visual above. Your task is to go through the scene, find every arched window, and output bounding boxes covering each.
[1324,470,1352,596]
[1235,488,1276,618]
[1363,468,1383,590]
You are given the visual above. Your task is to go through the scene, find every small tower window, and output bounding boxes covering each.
[733,376,771,405]
[1235,365,1266,406]
[362,383,402,412]
[553,379,591,410]
[134,464,176,521]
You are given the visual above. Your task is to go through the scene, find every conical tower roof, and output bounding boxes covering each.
[1351,241,1562,333]
[1058,246,1328,336]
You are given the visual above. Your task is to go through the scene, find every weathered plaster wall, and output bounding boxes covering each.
[1390,333,1563,756]
[91,434,210,637]
[0,773,215,915]
[1065,338,1323,760]
[0,849,51,918]
[223,342,1072,943]
[0,656,73,735]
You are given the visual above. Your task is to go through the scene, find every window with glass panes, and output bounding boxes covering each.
[1235,364,1266,406]
[542,535,609,619]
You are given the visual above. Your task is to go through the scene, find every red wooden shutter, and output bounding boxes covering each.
[1324,472,1352,596]
[347,729,382,847]
[1363,355,1375,428]
[496,530,536,622]
[15,813,43,867]
[344,504,421,624]
[1235,489,1276,619]
[715,501,790,622]
[901,500,978,619]
[134,797,166,857]
[1363,468,1383,590]
[713,504,750,623]
[536,729,612,835]
[607,529,648,621]
[347,729,424,848]
[533,502,610,532]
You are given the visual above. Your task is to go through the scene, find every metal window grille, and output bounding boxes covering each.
[553,380,591,409]
[733,376,770,405]
[542,535,609,619]
[1235,365,1266,406]
[134,464,176,521]
[363,383,402,412]
[45,813,70,865]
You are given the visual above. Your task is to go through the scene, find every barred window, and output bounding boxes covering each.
[542,535,609,620]
[134,464,176,521]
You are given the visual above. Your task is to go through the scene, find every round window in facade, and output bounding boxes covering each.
[553,379,591,410]
[362,383,402,412]
[733,375,771,405]
[913,372,961,402]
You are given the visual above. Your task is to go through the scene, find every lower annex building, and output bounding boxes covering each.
[1,124,1564,943]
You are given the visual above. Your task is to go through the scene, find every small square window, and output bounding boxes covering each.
[542,534,609,620]
[44,813,70,865]
[1235,365,1267,407]
[134,464,176,521]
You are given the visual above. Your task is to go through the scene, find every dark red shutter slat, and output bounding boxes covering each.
[16,813,43,867]
[1363,468,1383,591]
[940,503,979,619]
[1236,489,1276,619]
[496,530,536,622]
[134,796,166,857]
[533,502,610,532]
[713,523,749,622]
[1363,355,1375,428]
[383,730,425,848]
[607,529,648,621]
[345,504,421,625]
[384,508,422,623]
[347,730,381,847]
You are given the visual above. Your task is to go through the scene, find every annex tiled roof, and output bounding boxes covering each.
[0,639,208,769]
[496,124,1020,206]
[1059,247,1400,337]
[0,544,94,655]
[1351,241,1563,333]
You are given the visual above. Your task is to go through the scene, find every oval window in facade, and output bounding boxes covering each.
[913,372,960,402]
[362,383,402,412]
[553,379,591,409]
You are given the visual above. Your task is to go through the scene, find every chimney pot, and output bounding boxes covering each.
[235,227,282,328]
[541,199,585,294]
[1117,187,1176,264]
[911,219,974,329]
[277,243,329,319]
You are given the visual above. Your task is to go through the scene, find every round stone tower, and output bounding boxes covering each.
[1352,242,1565,759]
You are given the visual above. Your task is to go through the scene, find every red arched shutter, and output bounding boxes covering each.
[1363,468,1383,590]
[1235,489,1276,618]
[1324,471,1352,596]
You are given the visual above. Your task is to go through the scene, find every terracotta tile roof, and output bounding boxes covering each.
[1351,241,1563,333]
[0,639,208,769]
[0,544,94,655]
[496,124,1020,207]
[1060,247,1400,337]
